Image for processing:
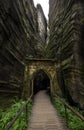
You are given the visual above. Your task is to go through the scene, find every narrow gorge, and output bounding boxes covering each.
[0,0,84,109]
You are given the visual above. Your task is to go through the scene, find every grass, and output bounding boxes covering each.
[52,97,84,130]
[0,99,33,130]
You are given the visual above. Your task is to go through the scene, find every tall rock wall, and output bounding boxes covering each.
[37,4,47,44]
[36,4,47,56]
[48,0,84,108]
[0,0,47,101]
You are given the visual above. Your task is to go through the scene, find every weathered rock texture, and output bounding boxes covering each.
[0,0,84,109]
[37,4,47,45]
[0,0,47,102]
[48,0,84,108]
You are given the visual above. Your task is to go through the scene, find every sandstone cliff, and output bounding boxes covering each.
[0,0,47,102]
[48,0,84,109]
[37,4,47,44]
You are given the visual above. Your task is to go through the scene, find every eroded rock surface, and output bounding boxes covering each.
[48,0,84,109]
[0,0,47,103]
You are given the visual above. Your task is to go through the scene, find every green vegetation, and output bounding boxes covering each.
[52,97,84,130]
[0,100,33,130]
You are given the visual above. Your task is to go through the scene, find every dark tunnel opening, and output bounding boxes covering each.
[33,70,50,95]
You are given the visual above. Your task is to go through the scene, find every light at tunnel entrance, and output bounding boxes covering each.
[33,70,50,94]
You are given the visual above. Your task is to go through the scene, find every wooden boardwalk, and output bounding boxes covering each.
[27,90,69,130]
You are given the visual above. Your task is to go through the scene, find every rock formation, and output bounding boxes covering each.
[37,4,47,44]
[0,0,84,109]
[0,0,47,102]
[48,0,84,109]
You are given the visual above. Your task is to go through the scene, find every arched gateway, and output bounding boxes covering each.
[23,59,60,98]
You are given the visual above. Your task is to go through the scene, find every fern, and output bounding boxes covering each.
[52,97,84,130]
[0,100,33,130]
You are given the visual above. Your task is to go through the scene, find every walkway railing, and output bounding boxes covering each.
[53,94,84,122]
[5,94,33,130]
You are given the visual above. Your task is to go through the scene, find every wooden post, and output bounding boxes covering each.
[64,105,68,127]
[25,104,28,124]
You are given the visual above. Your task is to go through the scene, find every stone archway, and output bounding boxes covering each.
[23,59,60,98]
